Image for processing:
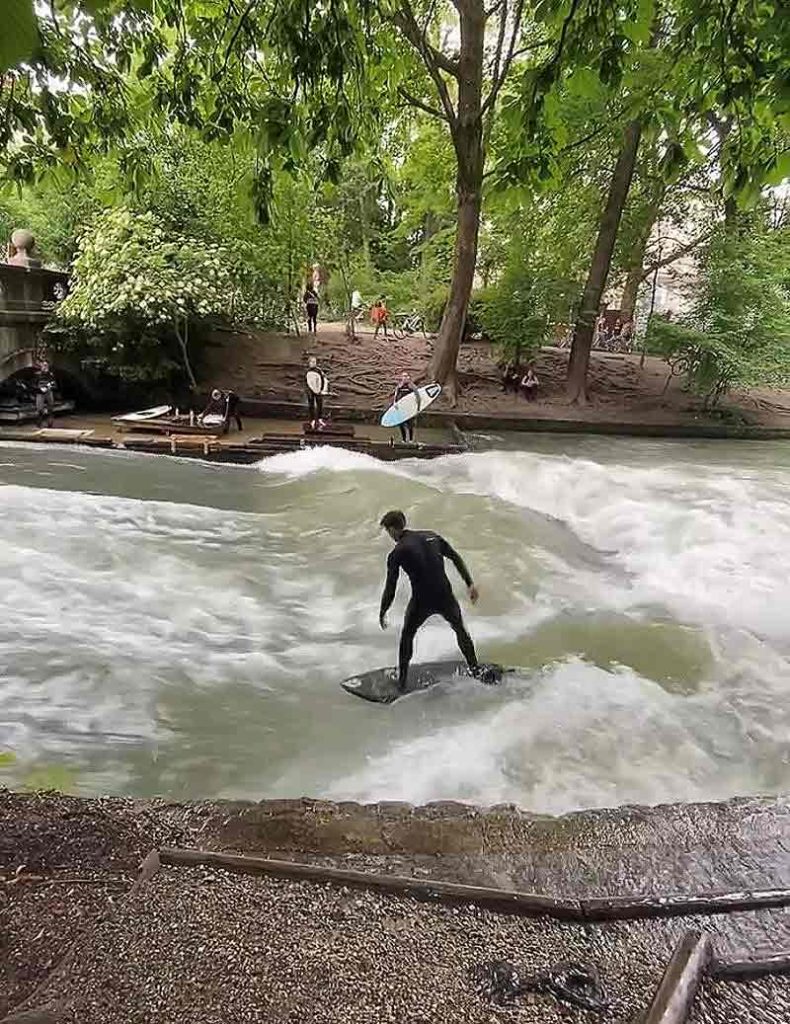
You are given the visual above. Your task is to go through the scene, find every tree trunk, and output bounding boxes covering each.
[619,263,644,322]
[567,119,643,403]
[174,314,197,391]
[429,181,482,401]
[428,3,485,406]
[619,183,666,320]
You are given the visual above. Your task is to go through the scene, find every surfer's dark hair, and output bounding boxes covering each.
[380,510,406,531]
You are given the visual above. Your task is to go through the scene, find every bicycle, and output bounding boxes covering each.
[392,311,427,340]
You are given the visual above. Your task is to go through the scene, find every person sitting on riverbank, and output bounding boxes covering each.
[520,367,539,401]
[200,388,225,425]
[392,372,421,444]
[501,362,521,394]
[371,298,390,339]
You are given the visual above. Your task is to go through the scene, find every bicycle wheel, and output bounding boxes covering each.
[392,323,406,340]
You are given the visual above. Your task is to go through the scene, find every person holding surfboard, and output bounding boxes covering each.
[392,373,421,443]
[305,355,327,430]
[378,510,496,691]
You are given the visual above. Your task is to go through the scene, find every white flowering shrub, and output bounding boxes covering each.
[54,207,237,383]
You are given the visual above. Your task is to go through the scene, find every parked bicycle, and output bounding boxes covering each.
[392,311,427,340]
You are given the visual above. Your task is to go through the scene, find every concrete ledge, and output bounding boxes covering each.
[240,398,790,441]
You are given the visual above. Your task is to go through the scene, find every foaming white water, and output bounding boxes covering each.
[325,637,790,813]
[436,450,790,641]
[256,445,407,479]
[2,440,790,811]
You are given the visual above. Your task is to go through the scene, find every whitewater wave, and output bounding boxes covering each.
[1,440,789,810]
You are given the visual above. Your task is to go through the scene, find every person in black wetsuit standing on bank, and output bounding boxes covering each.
[379,509,495,691]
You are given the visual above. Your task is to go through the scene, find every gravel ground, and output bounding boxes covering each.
[3,792,790,1023]
[11,866,790,1024]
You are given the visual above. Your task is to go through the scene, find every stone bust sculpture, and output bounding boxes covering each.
[7,228,42,268]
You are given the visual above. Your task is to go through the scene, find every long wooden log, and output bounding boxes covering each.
[579,888,790,921]
[158,848,790,924]
[641,931,712,1024]
[713,953,790,981]
[159,848,582,919]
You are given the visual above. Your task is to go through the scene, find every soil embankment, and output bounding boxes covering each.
[201,323,790,433]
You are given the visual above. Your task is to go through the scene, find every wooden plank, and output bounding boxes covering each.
[642,931,712,1024]
[713,952,790,981]
[581,888,790,922]
[157,848,790,925]
[158,847,582,920]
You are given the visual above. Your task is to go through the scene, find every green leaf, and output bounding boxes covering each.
[764,151,790,187]
[0,0,39,72]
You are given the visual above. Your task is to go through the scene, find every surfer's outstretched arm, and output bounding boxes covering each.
[440,537,479,602]
[379,551,400,627]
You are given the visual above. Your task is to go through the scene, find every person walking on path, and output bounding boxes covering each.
[371,297,390,339]
[304,284,320,333]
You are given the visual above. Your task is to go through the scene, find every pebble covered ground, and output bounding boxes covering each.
[3,791,790,1023]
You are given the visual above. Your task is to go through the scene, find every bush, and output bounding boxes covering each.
[648,226,790,405]
[53,207,241,387]
[474,267,552,364]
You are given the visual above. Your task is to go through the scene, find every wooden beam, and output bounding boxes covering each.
[642,931,712,1024]
[714,952,790,981]
[159,847,582,919]
[580,888,790,921]
[158,848,790,924]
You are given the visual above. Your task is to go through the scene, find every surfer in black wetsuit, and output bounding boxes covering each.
[378,509,494,690]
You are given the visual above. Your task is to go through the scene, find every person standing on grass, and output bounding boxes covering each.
[304,284,320,333]
[371,297,390,339]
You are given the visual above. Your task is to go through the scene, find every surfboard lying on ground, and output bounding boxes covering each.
[381,382,442,428]
[341,660,504,704]
[112,404,172,423]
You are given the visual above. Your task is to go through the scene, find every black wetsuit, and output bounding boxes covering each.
[394,383,419,442]
[306,368,326,423]
[225,390,243,432]
[379,529,478,687]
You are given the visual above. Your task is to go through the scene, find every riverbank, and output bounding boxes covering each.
[200,322,790,437]
[2,790,789,1022]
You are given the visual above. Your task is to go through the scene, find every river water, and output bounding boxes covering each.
[1,437,789,813]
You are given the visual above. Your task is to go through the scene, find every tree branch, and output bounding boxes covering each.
[482,0,527,117]
[392,5,457,124]
[640,230,713,280]
[392,3,460,78]
[398,86,448,121]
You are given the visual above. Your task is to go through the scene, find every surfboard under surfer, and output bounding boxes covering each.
[378,509,498,690]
